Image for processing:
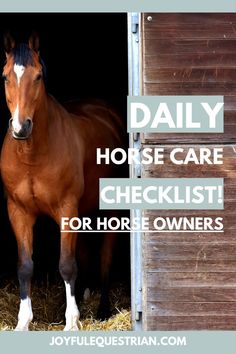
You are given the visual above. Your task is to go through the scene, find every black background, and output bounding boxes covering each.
[0,13,129,290]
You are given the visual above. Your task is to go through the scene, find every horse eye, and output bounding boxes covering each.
[35,74,42,81]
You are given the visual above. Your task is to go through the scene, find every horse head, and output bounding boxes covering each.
[2,33,45,140]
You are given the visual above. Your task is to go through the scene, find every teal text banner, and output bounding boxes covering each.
[0,0,236,12]
[99,178,224,210]
[1,331,236,354]
[127,96,224,133]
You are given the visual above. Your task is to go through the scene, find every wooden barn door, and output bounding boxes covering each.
[140,13,236,330]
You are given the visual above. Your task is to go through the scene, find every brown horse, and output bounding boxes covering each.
[1,33,124,330]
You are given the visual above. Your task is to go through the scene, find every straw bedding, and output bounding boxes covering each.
[0,280,131,331]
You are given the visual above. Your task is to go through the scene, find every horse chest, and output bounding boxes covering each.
[11,172,59,211]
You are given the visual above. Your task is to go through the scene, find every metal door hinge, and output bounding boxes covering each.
[135,288,142,321]
[131,13,139,34]
[133,133,141,178]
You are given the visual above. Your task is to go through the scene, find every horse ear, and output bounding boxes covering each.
[29,32,40,54]
[4,32,15,55]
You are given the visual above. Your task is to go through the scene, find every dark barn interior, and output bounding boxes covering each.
[0,13,130,301]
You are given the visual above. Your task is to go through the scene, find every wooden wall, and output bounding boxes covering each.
[141,13,236,144]
[141,13,236,330]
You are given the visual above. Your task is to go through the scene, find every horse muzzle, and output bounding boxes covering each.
[9,118,33,140]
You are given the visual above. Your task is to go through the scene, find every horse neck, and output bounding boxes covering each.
[24,94,64,154]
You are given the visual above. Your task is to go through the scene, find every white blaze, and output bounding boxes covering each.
[15,297,33,331]
[14,64,25,85]
[12,105,22,133]
[11,64,25,134]
[64,281,79,331]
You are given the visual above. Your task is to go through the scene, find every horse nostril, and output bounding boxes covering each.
[22,119,33,133]
[25,119,32,129]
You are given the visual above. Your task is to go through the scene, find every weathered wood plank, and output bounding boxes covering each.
[144,68,236,84]
[141,157,236,168]
[144,25,236,40]
[144,243,236,261]
[141,147,236,175]
[142,13,236,26]
[143,229,236,243]
[222,111,236,124]
[146,301,236,316]
[144,259,236,273]
[141,134,236,144]
[144,39,236,55]
[146,272,236,287]
[146,287,236,302]
[143,54,236,69]
[143,316,236,330]
[143,83,236,95]
[142,164,236,176]
[142,166,236,178]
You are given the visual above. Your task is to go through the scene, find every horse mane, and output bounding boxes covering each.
[12,43,33,66]
[12,43,47,79]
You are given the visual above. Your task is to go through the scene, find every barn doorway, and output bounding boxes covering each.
[0,13,130,330]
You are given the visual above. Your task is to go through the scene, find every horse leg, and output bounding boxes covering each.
[76,235,92,301]
[8,199,35,331]
[57,207,79,331]
[97,233,117,320]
